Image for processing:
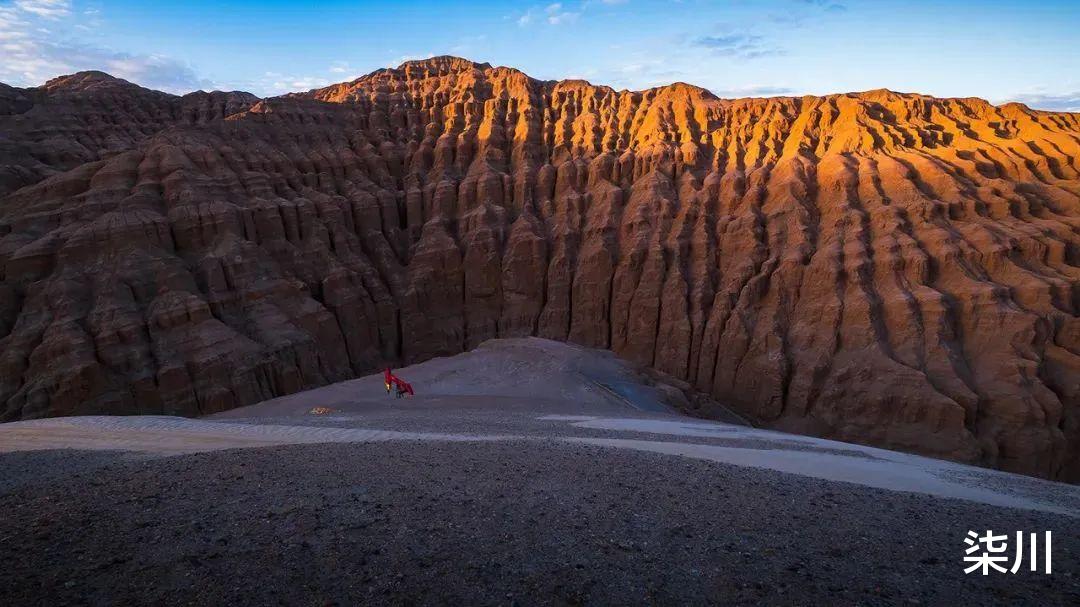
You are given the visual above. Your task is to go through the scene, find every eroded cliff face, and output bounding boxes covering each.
[1,57,1078,480]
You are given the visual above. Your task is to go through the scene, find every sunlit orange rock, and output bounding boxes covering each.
[1,58,1078,480]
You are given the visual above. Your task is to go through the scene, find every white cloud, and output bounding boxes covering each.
[14,0,70,19]
[0,0,217,93]
[327,61,353,75]
[260,71,336,93]
[692,32,783,59]
[387,51,436,67]
[0,5,26,28]
[711,84,796,98]
[603,59,684,90]
[517,3,582,27]
[545,3,579,24]
[1001,91,1080,113]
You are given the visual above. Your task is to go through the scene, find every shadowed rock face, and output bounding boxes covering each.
[1,56,1078,481]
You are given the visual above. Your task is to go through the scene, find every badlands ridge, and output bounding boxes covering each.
[0,56,1077,480]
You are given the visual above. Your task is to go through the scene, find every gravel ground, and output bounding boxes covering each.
[219,408,878,458]
[0,450,150,494]
[2,441,1076,606]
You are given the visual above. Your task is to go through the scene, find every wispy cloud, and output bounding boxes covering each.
[261,71,336,92]
[711,84,796,98]
[600,54,795,97]
[13,0,71,19]
[796,0,846,12]
[770,0,847,27]
[517,2,583,27]
[1003,91,1080,113]
[692,33,783,59]
[0,0,214,93]
[219,61,366,97]
[327,61,353,75]
[546,3,579,24]
[386,51,437,67]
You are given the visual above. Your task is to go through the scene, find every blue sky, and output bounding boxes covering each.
[1,0,1077,110]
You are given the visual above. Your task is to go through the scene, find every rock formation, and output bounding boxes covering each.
[1,57,1078,480]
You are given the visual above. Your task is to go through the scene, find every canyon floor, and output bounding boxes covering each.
[1,338,1078,606]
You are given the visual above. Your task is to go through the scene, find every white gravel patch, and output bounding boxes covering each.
[4,413,1079,517]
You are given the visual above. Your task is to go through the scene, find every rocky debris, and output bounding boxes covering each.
[1,57,1078,480]
[1,442,1078,605]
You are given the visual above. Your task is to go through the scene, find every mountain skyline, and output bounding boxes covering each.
[17,57,1073,112]
[0,0,1077,111]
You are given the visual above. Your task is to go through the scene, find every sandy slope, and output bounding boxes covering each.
[1,338,1078,605]
[1,339,1077,513]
